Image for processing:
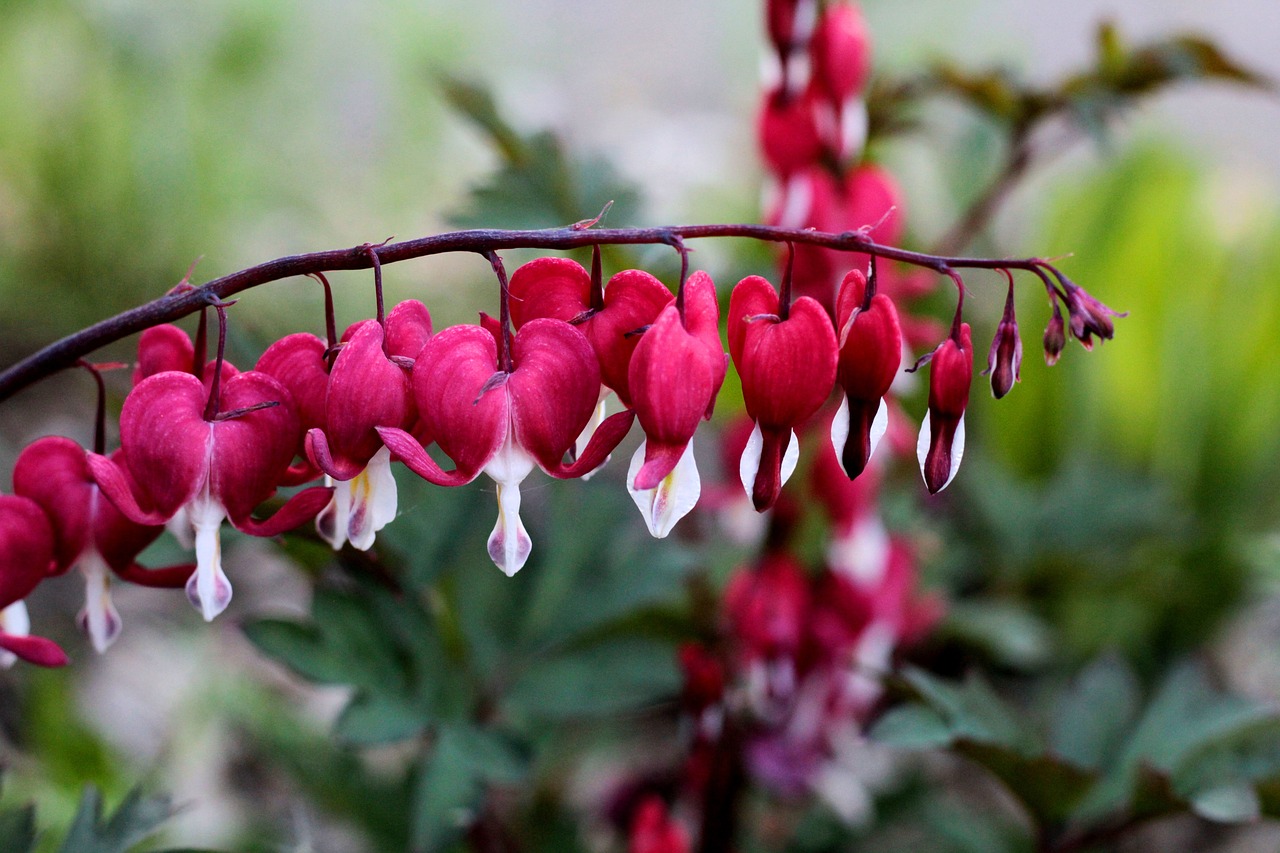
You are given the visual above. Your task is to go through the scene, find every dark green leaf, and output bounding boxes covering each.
[335,691,429,745]
[411,725,530,853]
[1050,655,1141,771]
[0,804,37,853]
[57,787,173,853]
[868,704,952,749]
[941,601,1053,670]
[505,638,679,720]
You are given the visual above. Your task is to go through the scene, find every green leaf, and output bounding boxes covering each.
[1050,655,1141,771]
[0,804,37,853]
[57,787,173,853]
[942,601,1054,670]
[410,725,530,853]
[335,691,429,746]
[901,668,1038,754]
[868,704,952,749]
[505,637,680,720]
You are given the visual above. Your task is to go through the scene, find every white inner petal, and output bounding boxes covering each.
[187,490,233,622]
[627,440,702,539]
[484,433,536,576]
[915,411,966,493]
[830,394,851,461]
[840,97,869,160]
[166,505,194,550]
[779,428,801,489]
[77,549,122,654]
[868,397,889,464]
[0,601,30,669]
[738,421,764,499]
[576,393,611,482]
[346,446,398,551]
[315,473,348,550]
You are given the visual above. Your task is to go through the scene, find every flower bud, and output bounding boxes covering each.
[1043,306,1066,366]
[811,3,872,102]
[1064,283,1123,350]
[758,86,825,178]
[985,283,1021,399]
[916,324,972,494]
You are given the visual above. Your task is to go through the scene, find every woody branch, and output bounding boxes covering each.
[0,222,1079,403]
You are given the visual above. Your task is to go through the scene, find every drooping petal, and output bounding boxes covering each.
[916,410,966,494]
[738,423,801,512]
[187,492,232,622]
[117,372,214,519]
[0,629,68,668]
[507,318,601,474]
[209,370,302,522]
[483,434,536,576]
[572,394,611,481]
[0,601,30,668]
[230,486,334,538]
[629,304,717,490]
[316,320,411,478]
[76,549,122,653]
[0,495,56,607]
[543,410,636,480]
[409,324,508,482]
[627,439,702,538]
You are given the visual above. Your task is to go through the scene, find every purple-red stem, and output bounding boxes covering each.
[0,223,1076,404]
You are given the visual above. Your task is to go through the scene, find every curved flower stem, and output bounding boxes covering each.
[0,223,1084,403]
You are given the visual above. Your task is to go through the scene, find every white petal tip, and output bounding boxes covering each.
[628,441,701,539]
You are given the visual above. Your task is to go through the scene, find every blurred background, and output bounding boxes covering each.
[1,0,1279,850]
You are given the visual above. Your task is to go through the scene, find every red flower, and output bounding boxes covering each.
[728,276,837,511]
[13,437,191,651]
[89,370,331,620]
[378,318,633,575]
[626,272,726,536]
[917,323,972,494]
[830,270,902,479]
[0,494,67,667]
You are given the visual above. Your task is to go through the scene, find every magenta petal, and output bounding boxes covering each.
[751,428,791,512]
[13,436,94,571]
[0,632,68,668]
[87,454,170,527]
[583,269,674,406]
[629,305,716,487]
[209,371,301,522]
[508,318,601,473]
[545,410,636,480]
[231,486,334,537]
[377,426,478,486]
[119,372,212,518]
[0,495,55,607]
[134,324,195,385]
[279,460,321,487]
[411,324,507,478]
[256,333,330,435]
[729,279,837,432]
[508,257,592,329]
[114,561,194,589]
[682,271,727,417]
[384,299,434,359]
[321,320,411,474]
[306,429,366,482]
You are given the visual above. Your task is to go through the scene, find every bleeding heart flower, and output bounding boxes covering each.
[916,323,972,494]
[811,3,872,103]
[628,796,690,853]
[758,85,826,178]
[134,323,238,388]
[13,436,192,652]
[508,257,673,409]
[829,270,902,479]
[89,369,331,621]
[299,300,432,551]
[378,318,634,576]
[0,494,68,667]
[626,271,727,537]
[728,276,838,511]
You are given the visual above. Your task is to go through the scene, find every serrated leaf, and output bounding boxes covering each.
[57,787,173,853]
[1050,655,1141,771]
[504,637,679,720]
[411,725,530,852]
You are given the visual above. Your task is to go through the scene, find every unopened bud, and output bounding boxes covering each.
[811,3,872,102]
[1043,307,1066,366]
